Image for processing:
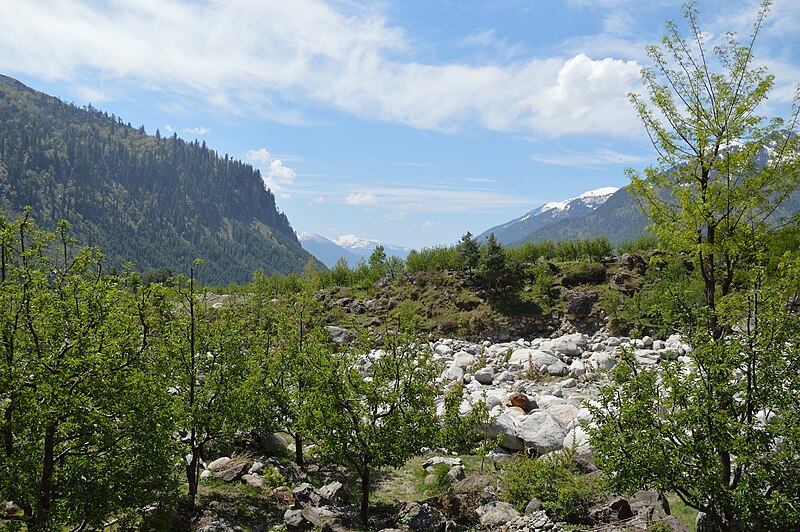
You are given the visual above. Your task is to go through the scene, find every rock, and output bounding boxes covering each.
[508,349,568,376]
[200,469,212,480]
[301,506,336,527]
[249,461,264,474]
[476,501,519,526]
[515,412,567,453]
[325,326,352,345]
[293,482,323,508]
[524,497,543,515]
[562,425,592,456]
[486,413,525,451]
[197,521,242,532]
[609,496,634,520]
[284,508,308,531]
[542,402,579,426]
[565,290,598,317]
[242,473,265,489]
[561,377,577,388]
[320,519,351,532]
[506,391,536,412]
[396,502,446,532]
[424,474,438,486]
[587,351,616,371]
[441,363,464,382]
[434,343,453,357]
[452,474,493,494]
[217,462,249,482]
[253,432,288,455]
[453,351,476,368]
[447,465,465,482]
[474,366,494,385]
[319,480,348,505]
[206,457,232,471]
[422,456,464,469]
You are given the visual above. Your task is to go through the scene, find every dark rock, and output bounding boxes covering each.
[217,462,249,482]
[396,502,446,532]
[507,391,536,412]
[524,497,543,515]
[293,482,323,508]
[609,496,634,520]
[325,326,352,345]
[565,290,598,316]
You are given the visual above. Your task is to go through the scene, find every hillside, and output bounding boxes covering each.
[0,74,311,284]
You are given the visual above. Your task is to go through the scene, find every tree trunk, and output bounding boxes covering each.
[186,433,199,510]
[30,422,57,530]
[294,432,304,469]
[359,467,370,524]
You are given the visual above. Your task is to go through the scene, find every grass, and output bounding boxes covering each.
[667,494,697,531]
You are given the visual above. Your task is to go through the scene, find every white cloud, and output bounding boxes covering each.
[383,209,408,220]
[345,192,378,205]
[268,160,296,185]
[422,221,436,228]
[164,124,174,132]
[461,29,496,47]
[183,126,211,135]
[0,0,648,138]
[464,177,496,183]
[310,196,325,205]
[531,147,652,167]
[247,148,273,164]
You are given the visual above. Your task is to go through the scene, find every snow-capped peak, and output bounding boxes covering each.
[334,234,381,250]
[297,231,334,244]
[538,186,619,214]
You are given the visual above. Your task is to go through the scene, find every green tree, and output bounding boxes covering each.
[456,231,481,272]
[591,3,800,530]
[306,325,439,524]
[477,233,507,288]
[166,261,250,509]
[0,213,176,529]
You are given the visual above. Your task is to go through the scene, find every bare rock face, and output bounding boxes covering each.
[564,290,598,317]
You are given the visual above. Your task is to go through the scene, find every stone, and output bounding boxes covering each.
[474,366,494,385]
[318,480,347,505]
[293,482,323,508]
[197,521,241,532]
[446,465,466,482]
[325,326,352,345]
[565,290,598,317]
[206,456,232,471]
[242,473,265,489]
[453,351,476,368]
[506,391,536,412]
[562,425,592,456]
[301,506,336,527]
[283,509,307,531]
[609,496,634,520]
[524,497,543,515]
[587,351,616,371]
[441,363,464,382]
[515,412,567,453]
[508,349,568,376]
[396,502,446,532]
[217,462,249,482]
[476,501,520,526]
[486,412,525,451]
[253,432,288,455]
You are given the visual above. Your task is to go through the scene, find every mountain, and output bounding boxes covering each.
[479,187,619,245]
[0,74,312,285]
[297,232,361,269]
[334,234,412,262]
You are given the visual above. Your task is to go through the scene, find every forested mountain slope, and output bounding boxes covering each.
[0,74,311,284]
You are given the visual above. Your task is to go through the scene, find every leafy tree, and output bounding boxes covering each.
[165,261,250,509]
[627,0,799,338]
[456,231,481,271]
[591,3,800,530]
[306,325,439,524]
[477,233,507,288]
[0,213,176,529]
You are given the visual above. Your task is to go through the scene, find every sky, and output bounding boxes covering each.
[0,0,798,250]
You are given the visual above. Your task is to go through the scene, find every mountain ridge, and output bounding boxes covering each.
[0,74,312,284]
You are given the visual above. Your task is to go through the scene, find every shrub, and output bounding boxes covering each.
[560,262,606,287]
[500,452,601,524]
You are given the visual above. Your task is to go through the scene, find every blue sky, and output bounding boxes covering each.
[1,0,798,249]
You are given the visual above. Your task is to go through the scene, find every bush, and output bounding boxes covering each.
[560,262,606,287]
[500,452,601,524]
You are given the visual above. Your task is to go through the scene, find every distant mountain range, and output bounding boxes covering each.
[478,186,643,245]
[298,232,411,268]
[0,74,312,284]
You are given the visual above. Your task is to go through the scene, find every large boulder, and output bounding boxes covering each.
[395,502,446,532]
[325,326,352,345]
[475,501,519,526]
[515,412,567,453]
[485,412,525,451]
[564,290,598,316]
[508,349,568,376]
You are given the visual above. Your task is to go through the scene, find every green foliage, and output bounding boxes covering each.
[509,237,614,263]
[305,325,440,523]
[593,3,800,530]
[617,233,659,254]
[439,382,497,456]
[457,232,481,271]
[500,452,601,524]
[559,261,607,287]
[405,245,460,272]
[0,213,177,529]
